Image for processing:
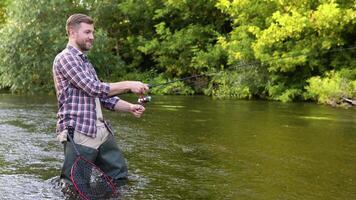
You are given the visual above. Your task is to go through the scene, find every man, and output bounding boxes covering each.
[52,13,149,188]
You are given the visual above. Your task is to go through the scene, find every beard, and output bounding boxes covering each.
[76,38,93,52]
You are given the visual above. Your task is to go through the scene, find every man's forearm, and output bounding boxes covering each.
[108,81,149,96]
[114,99,133,112]
[114,98,146,118]
[108,81,131,96]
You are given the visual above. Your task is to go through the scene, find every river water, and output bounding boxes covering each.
[0,94,355,200]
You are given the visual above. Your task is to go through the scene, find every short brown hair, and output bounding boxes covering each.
[66,14,93,36]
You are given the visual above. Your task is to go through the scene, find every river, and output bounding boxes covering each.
[0,94,355,200]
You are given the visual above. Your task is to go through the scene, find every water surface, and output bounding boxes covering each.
[0,94,355,199]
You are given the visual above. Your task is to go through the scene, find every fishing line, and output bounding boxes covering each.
[138,74,206,104]
[147,74,207,88]
[137,46,356,104]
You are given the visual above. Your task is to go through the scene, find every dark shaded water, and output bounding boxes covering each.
[0,94,355,199]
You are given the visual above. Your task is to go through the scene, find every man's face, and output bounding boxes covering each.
[71,23,94,52]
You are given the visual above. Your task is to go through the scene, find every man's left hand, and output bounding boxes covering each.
[129,104,145,118]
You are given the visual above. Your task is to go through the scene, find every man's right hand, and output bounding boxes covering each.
[129,81,149,94]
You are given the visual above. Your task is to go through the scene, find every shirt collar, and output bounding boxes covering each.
[67,44,88,62]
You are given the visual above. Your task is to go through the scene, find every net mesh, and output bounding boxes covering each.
[70,156,118,200]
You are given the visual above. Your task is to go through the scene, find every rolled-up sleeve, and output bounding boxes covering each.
[58,55,110,98]
[100,96,120,111]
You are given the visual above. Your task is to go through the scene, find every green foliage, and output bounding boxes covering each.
[0,0,354,107]
[205,71,249,99]
[205,62,269,99]
[277,88,303,103]
[141,23,222,75]
[0,0,9,26]
[0,0,79,94]
[148,74,195,95]
[88,28,126,81]
[217,0,355,103]
[137,0,229,77]
[305,69,356,105]
[253,2,355,102]
[90,0,161,72]
[0,0,122,94]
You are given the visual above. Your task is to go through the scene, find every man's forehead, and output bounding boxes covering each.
[79,23,94,30]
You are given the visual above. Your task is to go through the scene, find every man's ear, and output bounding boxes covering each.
[68,28,75,37]
[68,27,78,38]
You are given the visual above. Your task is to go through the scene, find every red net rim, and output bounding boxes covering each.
[70,156,118,200]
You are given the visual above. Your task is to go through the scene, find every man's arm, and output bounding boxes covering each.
[58,56,110,98]
[58,54,148,98]
[109,81,149,97]
[114,99,145,118]
[100,96,120,111]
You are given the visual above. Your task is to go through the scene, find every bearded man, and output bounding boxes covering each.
[52,13,149,188]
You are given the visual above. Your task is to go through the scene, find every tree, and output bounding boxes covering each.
[0,0,354,105]
[0,0,115,93]
[0,0,9,26]
[216,0,355,102]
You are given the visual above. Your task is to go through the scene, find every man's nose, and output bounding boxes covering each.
[89,33,94,40]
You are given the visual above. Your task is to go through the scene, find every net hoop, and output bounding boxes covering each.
[70,156,118,200]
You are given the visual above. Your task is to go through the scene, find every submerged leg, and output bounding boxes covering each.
[95,133,128,185]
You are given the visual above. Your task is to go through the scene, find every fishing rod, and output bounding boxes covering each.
[138,74,208,104]
[147,74,206,88]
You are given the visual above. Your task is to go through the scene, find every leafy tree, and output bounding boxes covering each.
[0,0,77,93]
[89,0,162,72]
[216,0,355,101]
[132,0,227,76]
[0,0,115,93]
[90,0,230,92]
[0,0,9,26]
[0,0,354,106]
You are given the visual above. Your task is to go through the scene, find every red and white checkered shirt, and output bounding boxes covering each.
[53,45,119,137]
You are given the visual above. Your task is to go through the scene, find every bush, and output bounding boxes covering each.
[148,74,195,95]
[305,69,356,105]
[204,71,251,99]
[0,0,84,94]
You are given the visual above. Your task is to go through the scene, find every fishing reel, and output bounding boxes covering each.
[138,95,152,104]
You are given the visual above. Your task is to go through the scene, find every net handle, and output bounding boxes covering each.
[67,126,80,156]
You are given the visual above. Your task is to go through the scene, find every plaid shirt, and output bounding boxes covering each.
[53,45,119,137]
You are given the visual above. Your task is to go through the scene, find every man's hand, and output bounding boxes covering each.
[129,81,149,94]
[129,104,145,118]
[114,99,145,117]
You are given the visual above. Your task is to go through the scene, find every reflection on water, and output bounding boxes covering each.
[0,94,355,200]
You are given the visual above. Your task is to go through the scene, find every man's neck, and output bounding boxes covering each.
[68,41,84,54]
